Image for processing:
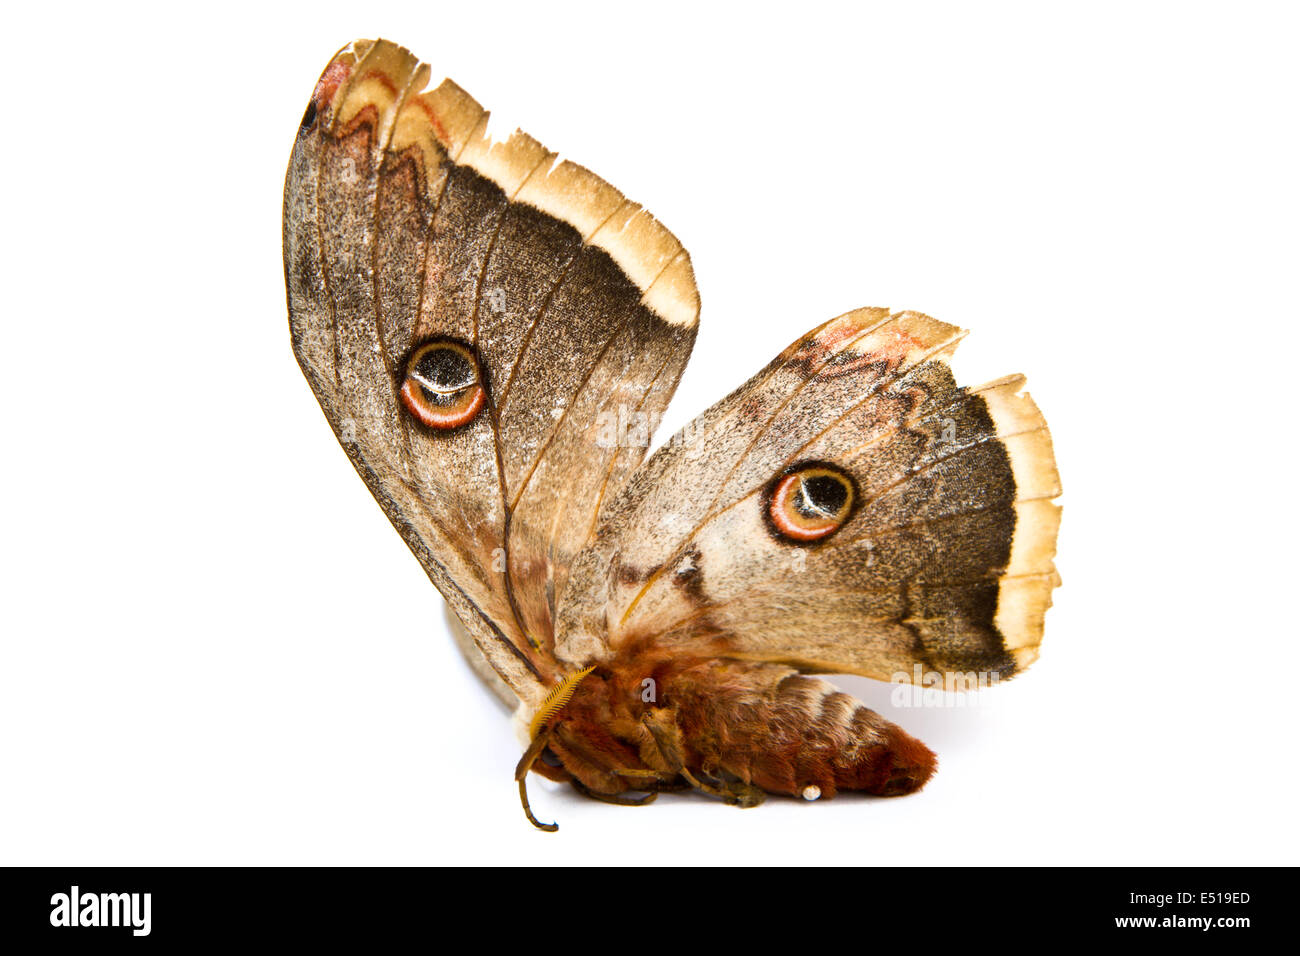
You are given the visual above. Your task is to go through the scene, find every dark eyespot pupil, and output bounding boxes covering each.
[796,474,848,518]
[413,346,476,392]
[300,100,317,131]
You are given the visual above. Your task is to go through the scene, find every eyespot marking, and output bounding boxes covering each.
[399,340,486,430]
[766,462,856,544]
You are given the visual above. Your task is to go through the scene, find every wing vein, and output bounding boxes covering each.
[495,200,629,413]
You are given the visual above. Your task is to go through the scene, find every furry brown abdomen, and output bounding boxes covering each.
[533,656,935,805]
[665,659,937,799]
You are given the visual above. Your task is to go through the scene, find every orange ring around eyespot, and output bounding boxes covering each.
[400,379,485,429]
[768,470,852,542]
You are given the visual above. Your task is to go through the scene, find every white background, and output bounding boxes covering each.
[2,1,1297,866]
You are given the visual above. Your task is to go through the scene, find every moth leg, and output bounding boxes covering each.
[548,723,668,801]
[516,779,557,831]
[609,766,664,780]
[514,732,559,832]
[636,711,765,807]
[679,768,767,808]
[604,766,691,793]
[569,778,658,806]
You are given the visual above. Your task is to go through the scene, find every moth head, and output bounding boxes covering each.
[765,462,856,543]
[399,340,487,430]
[514,666,603,831]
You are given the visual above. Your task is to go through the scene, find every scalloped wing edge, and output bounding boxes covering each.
[312,37,699,329]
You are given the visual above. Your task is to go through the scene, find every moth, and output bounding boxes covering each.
[283,38,1062,830]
